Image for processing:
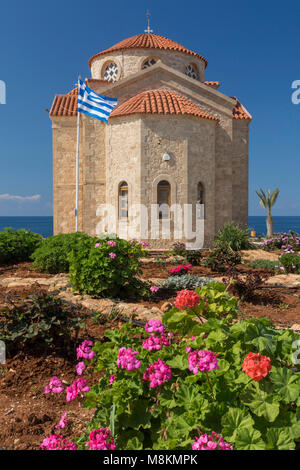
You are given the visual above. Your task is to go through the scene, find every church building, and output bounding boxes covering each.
[50,29,251,248]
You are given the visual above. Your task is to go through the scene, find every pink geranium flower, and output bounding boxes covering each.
[55,412,68,430]
[44,376,63,395]
[76,361,86,376]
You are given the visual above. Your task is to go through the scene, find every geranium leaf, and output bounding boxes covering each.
[266,428,295,450]
[221,407,255,441]
[270,367,300,403]
[235,428,265,450]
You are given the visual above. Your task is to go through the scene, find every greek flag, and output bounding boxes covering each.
[77,79,118,123]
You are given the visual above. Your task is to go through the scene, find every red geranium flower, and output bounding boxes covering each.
[242,352,271,381]
[174,289,200,311]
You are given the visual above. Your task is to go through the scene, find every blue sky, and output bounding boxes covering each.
[0,0,299,216]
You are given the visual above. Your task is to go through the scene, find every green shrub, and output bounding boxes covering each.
[279,253,300,274]
[185,249,202,266]
[0,228,42,265]
[262,231,300,252]
[69,236,147,298]
[247,259,279,270]
[204,245,242,272]
[0,289,85,354]
[215,222,255,251]
[170,242,187,257]
[158,274,215,291]
[79,315,300,450]
[31,232,93,273]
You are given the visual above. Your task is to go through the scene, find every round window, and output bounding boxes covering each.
[103,62,119,82]
[185,64,198,80]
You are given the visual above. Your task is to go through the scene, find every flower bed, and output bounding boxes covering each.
[41,287,300,450]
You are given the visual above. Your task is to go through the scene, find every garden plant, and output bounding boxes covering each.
[31,232,93,273]
[214,222,255,251]
[0,227,42,265]
[68,236,147,298]
[41,286,300,450]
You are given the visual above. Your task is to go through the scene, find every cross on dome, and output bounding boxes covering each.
[144,10,153,34]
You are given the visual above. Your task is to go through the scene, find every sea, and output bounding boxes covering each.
[0,216,300,238]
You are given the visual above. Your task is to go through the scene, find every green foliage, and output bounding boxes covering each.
[279,253,300,274]
[69,236,147,299]
[185,250,202,266]
[158,275,215,291]
[170,242,187,257]
[163,282,238,335]
[0,290,85,353]
[214,222,255,251]
[31,232,93,273]
[247,259,279,270]
[204,245,242,272]
[256,188,280,215]
[80,315,300,450]
[0,228,42,265]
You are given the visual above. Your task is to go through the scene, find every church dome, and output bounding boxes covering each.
[88,33,208,68]
[110,89,218,121]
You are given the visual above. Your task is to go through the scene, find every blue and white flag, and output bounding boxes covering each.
[77,79,118,123]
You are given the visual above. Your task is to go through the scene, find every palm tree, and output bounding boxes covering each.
[255,188,280,238]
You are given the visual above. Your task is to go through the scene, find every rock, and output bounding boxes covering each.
[291,324,300,331]
[161,302,173,313]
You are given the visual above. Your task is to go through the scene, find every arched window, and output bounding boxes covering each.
[103,62,119,82]
[157,180,170,219]
[142,58,157,69]
[185,64,198,80]
[119,182,128,219]
[197,182,204,219]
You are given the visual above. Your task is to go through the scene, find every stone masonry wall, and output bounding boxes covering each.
[232,119,249,227]
[90,49,206,83]
[52,117,83,234]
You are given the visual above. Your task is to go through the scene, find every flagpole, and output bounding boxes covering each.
[75,75,81,232]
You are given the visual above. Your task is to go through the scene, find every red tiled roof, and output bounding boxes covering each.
[110,90,218,121]
[50,88,251,122]
[50,91,77,116]
[88,33,208,68]
[203,81,220,89]
[67,88,78,96]
[232,98,252,120]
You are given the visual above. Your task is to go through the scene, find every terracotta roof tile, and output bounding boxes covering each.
[88,33,208,68]
[232,98,252,120]
[203,81,220,89]
[50,92,77,117]
[50,88,251,122]
[110,90,218,121]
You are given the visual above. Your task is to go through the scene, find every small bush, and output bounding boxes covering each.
[170,241,186,257]
[247,259,279,270]
[0,228,42,265]
[225,270,268,302]
[215,222,254,251]
[31,232,93,273]
[158,274,215,291]
[0,289,85,354]
[279,253,300,274]
[204,245,242,272]
[69,236,147,298]
[185,250,202,266]
[262,231,300,253]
